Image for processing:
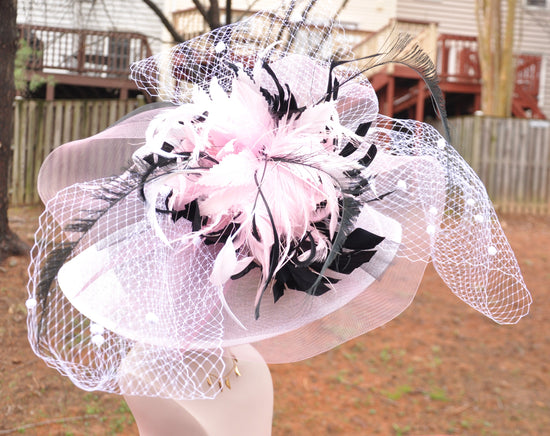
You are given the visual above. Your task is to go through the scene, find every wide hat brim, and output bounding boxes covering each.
[27,0,531,400]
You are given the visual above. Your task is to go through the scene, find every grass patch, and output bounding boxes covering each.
[428,386,449,401]
[392,423,411,435]
[382,384,413,401]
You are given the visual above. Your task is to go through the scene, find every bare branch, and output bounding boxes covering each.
[192,0,210,23]
[142,0,184,43]
[236,0,261,21]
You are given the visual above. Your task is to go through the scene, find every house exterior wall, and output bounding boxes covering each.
[15,0,549,116]
[515,1,550,117]
[171,0,396,31]
[396,0,478,35]
[338,0,397,31]
[395,0,550,117]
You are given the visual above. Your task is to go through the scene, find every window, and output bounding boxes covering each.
[526,0,546,7]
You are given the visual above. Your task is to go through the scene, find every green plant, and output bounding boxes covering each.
[392,423,411,436]
[379,348,391,362]
[332,369,349,384]
[382,384,412,401]
[428,386,449,401]
[14,38,54,95]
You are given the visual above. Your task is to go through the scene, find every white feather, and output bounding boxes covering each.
[143,179,172,245]
[210,237,248,330]
[217,284,247,330]
[209,236,238,286]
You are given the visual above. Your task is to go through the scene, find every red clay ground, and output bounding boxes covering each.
[1,206,548,436]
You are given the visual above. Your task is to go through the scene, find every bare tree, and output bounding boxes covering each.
[475,0,517,116]
[0,0,29,262]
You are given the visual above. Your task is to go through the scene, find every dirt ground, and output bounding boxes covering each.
[1,206,548,436]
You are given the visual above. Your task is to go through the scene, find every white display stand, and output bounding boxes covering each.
[124,344,273,436]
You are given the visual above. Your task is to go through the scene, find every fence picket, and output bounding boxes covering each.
[11,99,23,204]
[538,125,550,214]
[8,104,550,214]
[435,116,550,214]
[10,99,143,206]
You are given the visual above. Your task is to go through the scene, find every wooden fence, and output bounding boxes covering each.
[448,116,550,214]
[9,103,550,214]
[10,98,144,205]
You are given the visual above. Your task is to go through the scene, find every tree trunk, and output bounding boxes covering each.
[498,0,517,114]
[475,0,517,117]
[0,0,30,262]
[193,0,222,30]
[226,0,232,25]
[208,0,221,29]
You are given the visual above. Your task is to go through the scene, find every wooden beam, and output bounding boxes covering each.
[29,71,139,90]
[369,73,390,91]
[474,92,481,112]
[415,81,425,121]
[392,65,424,80]
[440,82,481,94]
[386,76,395,117]
[119,88,128,101]
[46,83,55,101]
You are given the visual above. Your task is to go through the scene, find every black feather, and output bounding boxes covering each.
[34,161,168,344]
[36,242,77,340]
[292,231,317,267]
[260,61,306,121]
[253,171,281,320]
[307,193,362,296]
[320,34,451,142]
[355,122,372,138]
[358,144,377,167]
[230,261,259,280]
[339,123,373,158]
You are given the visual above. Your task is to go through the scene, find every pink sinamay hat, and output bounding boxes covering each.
[27,0,531,400]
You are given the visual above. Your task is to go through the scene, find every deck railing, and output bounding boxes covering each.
[437,34,480,83]
[438,33,541,97]
[352,19,438,76]
[172,8,372,57]
[17,24,152,79]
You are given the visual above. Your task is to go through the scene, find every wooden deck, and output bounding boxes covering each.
[16,21,546,119]
[18,24,152,100]
[355,26,545,120]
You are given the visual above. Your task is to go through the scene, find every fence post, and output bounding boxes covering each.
[9,98,144,206]
[449,116,550,214]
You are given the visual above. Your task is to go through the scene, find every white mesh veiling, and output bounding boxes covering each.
[27,0,531,399]
[368,116,531,325]
[130,1,356,104]
[27,180,227,399]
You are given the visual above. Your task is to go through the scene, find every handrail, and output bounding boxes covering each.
[352,19,438,76]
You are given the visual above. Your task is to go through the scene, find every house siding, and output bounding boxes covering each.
[516,2,550,117]
[396,0,550,117]
[16,0,549,116]
[397,0,478,35]
[338,0,397,31]
[171,0,396,31]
